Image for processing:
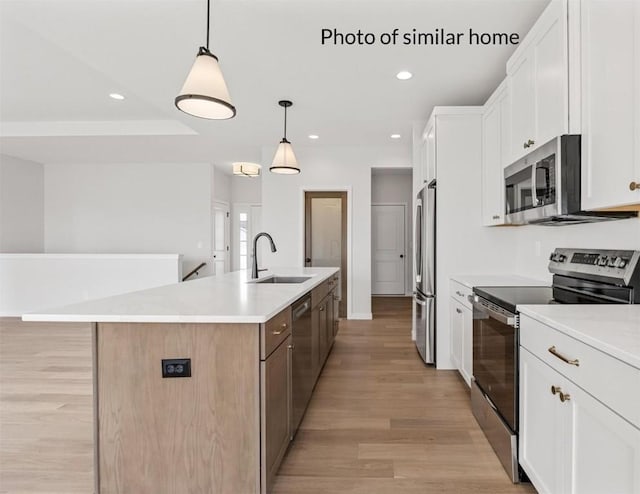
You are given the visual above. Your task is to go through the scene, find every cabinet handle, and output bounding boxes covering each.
[523,139,535,149]
[630,181,640,191]
[288,344,294,350]
[492,215,500,220]
[559,392,571,403]
[551,385,561,395]
[455,291,463,297]
[456,308,462,314]
[272,323,288,335]
[548,346,580,366]
[319,307,325,312]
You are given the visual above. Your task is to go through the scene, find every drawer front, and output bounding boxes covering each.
[312,277,336,308]
[261,307,292,359]
[450,279,473,309]
[520,314,640,429]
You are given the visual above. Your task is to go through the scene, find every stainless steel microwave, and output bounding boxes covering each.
[504,135,636,225]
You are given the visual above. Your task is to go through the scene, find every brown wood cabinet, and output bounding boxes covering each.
[260,334,292,494]
[311,277,338,380]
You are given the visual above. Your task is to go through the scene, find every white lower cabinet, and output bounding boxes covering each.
[449,283,473,386]
[520,339,640,494]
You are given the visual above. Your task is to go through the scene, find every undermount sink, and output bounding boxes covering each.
[252,276,311,284]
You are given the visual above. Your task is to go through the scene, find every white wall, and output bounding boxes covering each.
[231,175,261,203]
[261,144,411,319]
[0,154,44,252]
[44,163,212,275]
[371,170,414,295]
[213,168,231,204]
[512,219,640,281]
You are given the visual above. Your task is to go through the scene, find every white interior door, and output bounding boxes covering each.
[372,204,405,295]
[212,201,230,275]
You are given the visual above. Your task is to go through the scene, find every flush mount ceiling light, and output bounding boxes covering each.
[396,71,413,80]
[270,100,300,174]
[232,162,261,177]
[109,93,125,100]
[174,0,236,120]
[308,134,319,140]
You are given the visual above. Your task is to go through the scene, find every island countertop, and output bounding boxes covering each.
[21,267,339,324]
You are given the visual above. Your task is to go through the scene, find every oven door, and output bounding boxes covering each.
[472,297,518,432]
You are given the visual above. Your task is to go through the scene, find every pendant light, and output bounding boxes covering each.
[270,100,300,174]
[175,0,236,119]
[232,162,261,177]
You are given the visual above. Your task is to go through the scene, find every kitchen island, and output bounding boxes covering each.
[23,267,340,494]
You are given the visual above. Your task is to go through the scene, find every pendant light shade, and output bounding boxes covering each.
[270,100,300,174]
[233,162,261,177]
[174,0,236,120]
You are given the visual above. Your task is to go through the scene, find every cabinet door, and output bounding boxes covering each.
[509,54,535,163]
[424,121,436,184]
[326,293,335,350]
[460,304,473,387]
[261,336,292,493]
[449,299,463,371]
[533,0,568,146]
[482,86,506,226]
[519,348,566,494]
[569,381,640,494]
[581,0,640,210]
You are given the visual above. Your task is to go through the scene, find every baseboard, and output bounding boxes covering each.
[348,313,373,320]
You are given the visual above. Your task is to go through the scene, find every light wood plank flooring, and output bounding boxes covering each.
[272,297,535,493]
[1,299,535,493]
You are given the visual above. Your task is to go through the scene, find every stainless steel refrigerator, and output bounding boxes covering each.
[413,180,436,364]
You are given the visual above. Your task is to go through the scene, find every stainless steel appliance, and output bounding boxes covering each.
[504,135,637,225]
[291,294,313,436]
[471,248,640,482]
[413,180,436,364]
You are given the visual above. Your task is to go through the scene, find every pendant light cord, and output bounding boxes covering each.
[283,105,288,140]
[206,0,210,50]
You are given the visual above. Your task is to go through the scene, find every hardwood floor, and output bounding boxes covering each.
[272,297,535,494]
[0,298,535,493]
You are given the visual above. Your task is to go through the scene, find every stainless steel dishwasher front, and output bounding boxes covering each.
[291,294,313,436]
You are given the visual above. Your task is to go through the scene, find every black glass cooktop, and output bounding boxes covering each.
[474,286,554,314]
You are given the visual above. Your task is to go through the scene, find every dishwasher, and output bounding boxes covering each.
[291,294,313,436]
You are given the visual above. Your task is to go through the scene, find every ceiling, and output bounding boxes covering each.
[0,0,549,173]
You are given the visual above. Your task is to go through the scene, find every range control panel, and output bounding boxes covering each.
[549,248,640,284]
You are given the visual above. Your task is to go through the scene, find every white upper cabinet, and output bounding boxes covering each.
[481,81,509,226]
[421,119,437,186]
[580,0,640,210]
[506,0,572,164]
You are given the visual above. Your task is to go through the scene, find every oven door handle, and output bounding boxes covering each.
[471,298,517,327]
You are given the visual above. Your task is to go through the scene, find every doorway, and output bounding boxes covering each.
[371,204,406,295]
[304,191,347,318]
[212,200,230,275]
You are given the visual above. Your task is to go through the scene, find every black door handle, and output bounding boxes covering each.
[400,254,404,258]
[305,257,311,263]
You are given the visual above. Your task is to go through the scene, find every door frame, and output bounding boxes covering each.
[301,187,352,319]
[371,202,408,296]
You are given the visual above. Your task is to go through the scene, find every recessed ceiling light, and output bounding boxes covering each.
[308,134,319,140]
[109,93,125,100]
[390,134,401,139]
[396,71,413,80]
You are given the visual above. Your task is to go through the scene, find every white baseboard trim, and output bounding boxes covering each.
[348,313,373,320]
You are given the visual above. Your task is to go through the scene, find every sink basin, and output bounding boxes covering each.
[253,276,311,284]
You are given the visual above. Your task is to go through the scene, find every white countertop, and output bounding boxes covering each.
[518,305,640,369]
[22,267,339,324]
[451,274,548,288]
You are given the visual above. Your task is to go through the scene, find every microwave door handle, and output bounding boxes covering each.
[531,164,539,206]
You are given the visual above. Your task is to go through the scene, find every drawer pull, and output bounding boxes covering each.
[559,392,571,403]
[319,306,325,312]
[272,323,288,335]
[456,308,462,314]
[551,385,561,395]
[455,291,463,297]
[548,346,580,367]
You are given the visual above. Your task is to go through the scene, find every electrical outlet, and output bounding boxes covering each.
[162,358,191,378]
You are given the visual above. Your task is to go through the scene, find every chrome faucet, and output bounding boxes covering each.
[251,232,277,279]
